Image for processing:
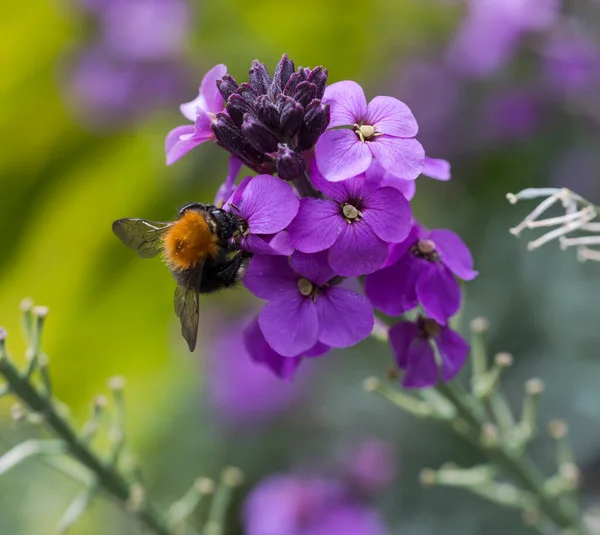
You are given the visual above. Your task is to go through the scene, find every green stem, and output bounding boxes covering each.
[435,381,582,533]
[0,357,177,535]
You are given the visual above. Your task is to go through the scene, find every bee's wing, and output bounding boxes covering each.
[174,265,204,352]
[112,218,172,258]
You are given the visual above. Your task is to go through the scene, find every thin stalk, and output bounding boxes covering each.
[0,356,181,535]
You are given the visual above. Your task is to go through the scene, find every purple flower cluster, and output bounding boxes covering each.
[64,0,190,128]
[243,440,395,535]
[166,55,478,388]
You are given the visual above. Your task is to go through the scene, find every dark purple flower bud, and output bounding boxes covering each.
[242,113,280,153]
[283,71,307,96]
[297,100,330,150]
[217,74,239,101]
[276,144,305,180]
[292,81,317,108]
[307,66,328,99]
[278,96,304,138]
[237,82,258,104]
[211,112,266,169]
[269,54,295,100]
[248,60,271,95]
[255,95,280,130]
[226,93,256,127]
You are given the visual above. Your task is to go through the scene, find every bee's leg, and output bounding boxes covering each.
[216,252,252,287]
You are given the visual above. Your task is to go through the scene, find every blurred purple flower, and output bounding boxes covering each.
[65,48,185,127]
[315,81,425,182]
[287,162,411,276]
[227,174,299,255]
[389,316,469,388]
[365,224,477,324]
[543,23,600,93]
[165,64,227,165]
[446,0,559,77]
[342,439,397,494]
[481,90,540,141]
[244,474,388,535]
[207,318,305,426]
[244,252,374,357]
[98,0,190,61]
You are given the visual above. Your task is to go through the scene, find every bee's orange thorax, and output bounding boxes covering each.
[163,210,219,270]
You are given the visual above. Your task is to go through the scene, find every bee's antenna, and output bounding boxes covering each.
[230,203,241,213]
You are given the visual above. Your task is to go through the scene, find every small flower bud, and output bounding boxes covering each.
[548,419,568,439]
[269,54,295,99]
[20,298,34,312]
[226,94,257,127]
[216,74,239,102]
[248,60,271,95]
[276,144,305,180]
[292,81,317,109]
[494,352,513,367]
[525,378,544,395]
[255,95,280,130]
[363,377,380,392]
[109,376,126,391]
[420,468,436,487]
[33,306,49,318]
[307,66,328,99]
[212,113,267,169]
[242,114,280,153]
[278,96,304,138]
[223,466,244,487]
[297,100,330,150]
[470,317,490,334]
[283,71,307,97]
[195,477,215,495]
[11,403,25,421]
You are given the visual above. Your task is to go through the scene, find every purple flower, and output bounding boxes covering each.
[227,174,299,255]
[165,64,227,165]
[206,318,305,426]
[244,252,374,357]
[243,474,388,535]
[365,224,477,324]
[365,156,451,201]
[214,156,243,207]
[389,316,469,388]
[287,162,411,276]
[314,80,424,182]
[243,317,329,381]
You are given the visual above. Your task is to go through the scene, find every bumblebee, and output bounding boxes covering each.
[113,202,250,351]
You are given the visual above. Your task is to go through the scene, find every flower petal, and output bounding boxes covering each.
[244,317,303,381]
[365,159,417,199]
[362,186,412,243]
[165,125,210,165]
[316,286,374,348]
[323,80,368,127]
[388,321,419,369]
[240,175,299,234]
[180,63,227,120]
[243,255,297,300]
[437,326,469,382]
[265,230,295,256]
[287,198,342,253]
[215,156,243,206]
[242,234,284,255]
[259,297,318,357]
[416,264,461,324]
[423,156,451,181]
[367,96,418,138]
[403,338,438,388]
[309,159,366,202]
[290,251,336,287]
[368,136,425,180]
[303,341,330,358]
[429,229,478,281]
[364,256,419,316]
[315,130,373,182]
[328,222,388,277]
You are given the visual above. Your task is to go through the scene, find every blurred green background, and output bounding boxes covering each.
[3,0,600,533]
